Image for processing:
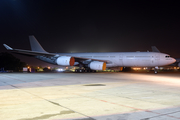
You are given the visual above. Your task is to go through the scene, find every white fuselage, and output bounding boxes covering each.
[57,52,176,68]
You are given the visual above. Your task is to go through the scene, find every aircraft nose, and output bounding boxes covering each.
[171,58,176,63]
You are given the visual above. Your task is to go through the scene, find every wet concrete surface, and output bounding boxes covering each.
[0,72,180,120]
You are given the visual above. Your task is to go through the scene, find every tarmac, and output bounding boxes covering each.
[0,72,180,120]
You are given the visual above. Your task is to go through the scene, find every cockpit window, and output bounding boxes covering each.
[165,56,170,58]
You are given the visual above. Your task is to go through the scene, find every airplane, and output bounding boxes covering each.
[3,35,176,73]
[152,46,180,68]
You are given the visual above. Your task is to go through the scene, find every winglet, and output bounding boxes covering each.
[151,46,160,52]
[3,44,13,50]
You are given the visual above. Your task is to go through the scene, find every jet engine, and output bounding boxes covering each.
[89,61,106,70]
[56,56,75,66]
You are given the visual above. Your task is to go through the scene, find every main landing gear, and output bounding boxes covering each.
[74,69,96,73]
[154,66,158,74]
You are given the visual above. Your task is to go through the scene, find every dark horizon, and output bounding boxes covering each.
[0,0,180,66]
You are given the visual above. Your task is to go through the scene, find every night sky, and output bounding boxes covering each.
[0,0,180,67]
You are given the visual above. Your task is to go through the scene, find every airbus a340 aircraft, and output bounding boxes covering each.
[3,36,176,73]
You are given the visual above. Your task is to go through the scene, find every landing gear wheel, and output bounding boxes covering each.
[75,69,84,73]
[154,66,158,74]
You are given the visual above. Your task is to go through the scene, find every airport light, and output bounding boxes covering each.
[143,67,147,70]
[132,67,141,70]
[57,68,64,72]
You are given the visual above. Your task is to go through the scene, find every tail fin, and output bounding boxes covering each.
[29,35,47,52]
[151,46,160,52]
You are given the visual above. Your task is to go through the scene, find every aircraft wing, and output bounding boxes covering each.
[3,44,109,63]
[3,44,58,56]
[71,56,110,63]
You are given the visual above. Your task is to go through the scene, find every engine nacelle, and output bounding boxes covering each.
[178,62,180,67]
[89,61,106,70]
[56,56,75,66]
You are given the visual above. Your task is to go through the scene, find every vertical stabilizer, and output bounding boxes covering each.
[29,35,47,52]
[151,46,160,52]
